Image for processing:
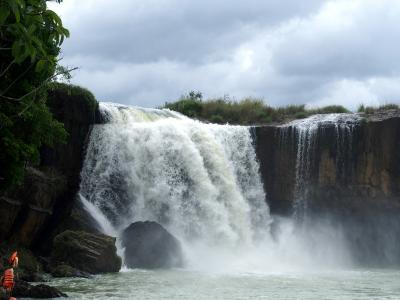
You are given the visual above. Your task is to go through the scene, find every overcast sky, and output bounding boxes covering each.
[49,0,400,110]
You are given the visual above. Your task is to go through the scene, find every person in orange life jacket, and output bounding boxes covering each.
[0,251,18,300]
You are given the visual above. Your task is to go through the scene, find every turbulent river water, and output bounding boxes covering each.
[47,103,400,299]
[48,269,400,299]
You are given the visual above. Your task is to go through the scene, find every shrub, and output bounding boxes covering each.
[162,93,398,125]
[358,103,399,114]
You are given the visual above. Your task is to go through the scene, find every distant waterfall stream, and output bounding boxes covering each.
[278,114,362,221]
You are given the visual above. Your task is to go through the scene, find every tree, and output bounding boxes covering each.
[0,0,70,189]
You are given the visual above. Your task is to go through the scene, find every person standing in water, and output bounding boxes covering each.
[0,251,18,300]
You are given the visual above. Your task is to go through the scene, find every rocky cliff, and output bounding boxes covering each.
[0,83,98,254]
[255,110,400,265]
[1,93,399,269]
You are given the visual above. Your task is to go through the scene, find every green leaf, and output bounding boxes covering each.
[7,0,20,22]
[35,59,47,73]
[0,5,10,25]
[29,46,37,62]
[63,28,70,38]
[28,24,36,35]
[46,9,62,25]
[11,40,23,58]
[14,0,25,9]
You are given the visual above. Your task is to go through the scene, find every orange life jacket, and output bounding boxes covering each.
[9,251,18,268]
[2,268,14,290]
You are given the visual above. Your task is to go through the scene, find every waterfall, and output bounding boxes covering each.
[79,104,353,271]
[80,102,270,251]
[278,114,362,220]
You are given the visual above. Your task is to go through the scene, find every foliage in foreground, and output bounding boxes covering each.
[163,92,350,125]
[0,0,69,189]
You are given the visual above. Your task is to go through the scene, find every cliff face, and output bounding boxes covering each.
[255,110,400,265]
[2,94,399,267]
[255,111,400,216]
[0,84,98,254]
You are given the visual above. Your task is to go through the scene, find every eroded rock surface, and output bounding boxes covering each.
[122,221,184,269]
[51,230,121,274]
[13,280,67,299]
[255,110,400,265]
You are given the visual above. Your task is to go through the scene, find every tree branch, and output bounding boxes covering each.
[0,63,34,97]
[0,67,78,103]
[0,59,16,77]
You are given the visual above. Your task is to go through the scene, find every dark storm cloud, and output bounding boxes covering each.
[51,0,400,109]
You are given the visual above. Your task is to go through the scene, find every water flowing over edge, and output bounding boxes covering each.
[278,114,362,220]
[78,104,354,273]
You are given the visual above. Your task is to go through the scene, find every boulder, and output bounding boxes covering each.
[121,221,184,269]
[12,280,67,298]
[51,230,121,274]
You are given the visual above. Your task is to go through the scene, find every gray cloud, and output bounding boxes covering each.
[272,1,400,78]
[51,0,400,110]
[58,0,324,64]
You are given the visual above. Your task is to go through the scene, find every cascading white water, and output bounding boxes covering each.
[79,104,352,272]
[279,114,362,220]
[80,103,270,252]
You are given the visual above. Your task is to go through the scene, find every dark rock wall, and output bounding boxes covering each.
[0,85,98,254]
[255,111,400,265]
[254,125,297,215]
[33,86,98,254]
[255,113,400,216]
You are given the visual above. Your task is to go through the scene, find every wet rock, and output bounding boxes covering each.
[0,84,99,255]
[363,108,400,122]
[58,197,103,234]
[0,168,66,246]
[255,110,400,217]
[13,280,67,298]
[19,272,50,283]
[121,221,184,269]
[51,230,121,274]
[50,264,92,278]
[34,84,99,255]
[255,110,400,265]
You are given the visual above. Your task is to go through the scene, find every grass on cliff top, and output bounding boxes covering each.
[357,103,400,114]
[48,82,98,113]
[162,92,350,125]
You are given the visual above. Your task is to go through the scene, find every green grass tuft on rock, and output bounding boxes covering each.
[162,92,351,125]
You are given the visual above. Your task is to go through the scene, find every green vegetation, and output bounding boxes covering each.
[48,82,98,113]
[163,92,350,125]
[358,103,399,114]
[0,0,70,189]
